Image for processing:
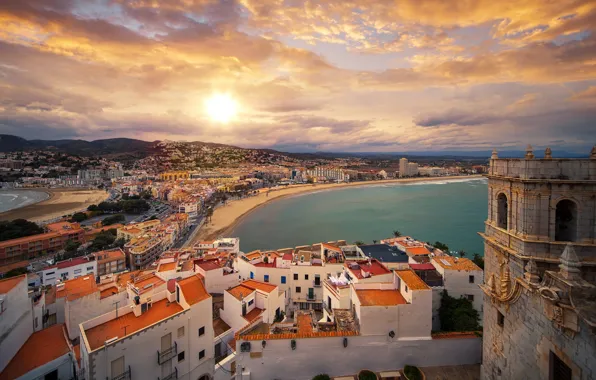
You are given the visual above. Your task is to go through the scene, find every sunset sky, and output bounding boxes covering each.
[0,0,595,152]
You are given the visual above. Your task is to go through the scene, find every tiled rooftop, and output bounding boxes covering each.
[395,269,431,290]
[55,257,92,270]
[356,289,407,306]
[213,317,231,337]
[84,299,184,351]
[178,275,210,305]
[244,251,261,260]
[0,324,70,380]
[100,286,119,299]
[131,274,165,293]
[243,279,277,293]
[243,307,264,323]
[433,256,483,271]
[346,259,391,279]
[296,313,313,334]
[227,284,255,300]
[0,274,25,294]
[158,262,177,272]
[93,248,125,262]
[406,246,432,256]
[195,258,224,271]
[409,263,436,271]
[56,275,98,301]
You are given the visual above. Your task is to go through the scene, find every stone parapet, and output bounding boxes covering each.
[488,158,596,182]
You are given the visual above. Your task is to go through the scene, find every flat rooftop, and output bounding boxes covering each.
[84,299,183,351]
[395,269,431,290]
[359,244,408,263]
[213,317,231,337]
[356,289,407,306]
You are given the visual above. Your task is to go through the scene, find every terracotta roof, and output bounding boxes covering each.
[356,289,407,306]
[0,274,26,294]
[73,343,81,366]
[395,269,431,291]
[167,279,177,293]
[131,274,165,293]
[213,317,231,337]
[345,259,391,279]
[178,274,210,305]
[0,260,30,275]
[297,313,313,333]
[195,259,223,271]
[92,248,125,263]
[282,253,293,261]
[56,257,92,270]
[245,251,261,260]
[56,275,98,301]
[45,287,56,305]
[0,231,62,248]
[84,299,183,351]
[0,324,70,380]
[254,257,276,267]
[158,262,177,272]
[100,286,119,299]
[433,256,482,271]
[409,263,436,271]
[227,285,255,301]
[243,307,264,322]
[242,279,277,293]
[406,246,432,255]
[239,330,359,341]
[321,242,342,252]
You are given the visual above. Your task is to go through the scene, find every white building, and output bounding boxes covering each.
[79,274,214,380]
[431,256,484,319]
[194,258,240,294]
[408,162,419,176]
[419,166,446,176]
[305,167,349,182]
[399,158,408,177]
[220,279,285,332]
[38,256,98,286]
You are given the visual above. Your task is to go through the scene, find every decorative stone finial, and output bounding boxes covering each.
[487,274,496,294]
[559,243,582,281]
[544,147,552,159]
[525,144,534,159]
[491,148,498,159]
[591,145,596,159]
[524,259,540,285]
[500,266,510,296]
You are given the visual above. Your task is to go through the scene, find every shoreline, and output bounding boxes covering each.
[193,175,485,242]
[0,188,53,213]
[0,188,110,223]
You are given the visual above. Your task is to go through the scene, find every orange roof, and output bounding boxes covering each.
[0,231,62,248]
[56,275,98,301]
[245,251,261,260]
[433,256,482,271]
[84,299,183,351]
[321,243,342,252]
[92,248,125,263]
[178,275,210,305]
[158,262,177,272]
[132,274,165,292]
[0,274,26,294]
[356,289,407,306]
[406,246,432,255]
[227,285,255,301]
[242,280,277,293]
[100,286,119,299]
[0,260,30,275]
[395,269,431,290]
[73,343,81,366]
[46,221,80,232]
[243,307,263,322]
[45,287,56,305]
[297,313,313,333]
[0,324,70,380]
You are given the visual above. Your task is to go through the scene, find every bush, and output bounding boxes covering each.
[0,219,44,242]
[358,370,377,380]
[312,375,331,380]
[404,365,422,380]
[70,212,88,223]
[102,214,125,226]
[438,290,480,331]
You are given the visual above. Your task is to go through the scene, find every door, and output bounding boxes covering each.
[161,333,172,377]
[242,302,247,316]
[111,356,125,379]
[215,342,222,359]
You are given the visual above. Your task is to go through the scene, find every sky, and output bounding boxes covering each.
[0,0,595,153]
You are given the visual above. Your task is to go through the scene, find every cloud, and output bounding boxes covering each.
[571,86,596,101]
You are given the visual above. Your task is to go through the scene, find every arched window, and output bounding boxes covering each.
[198,374,211,380]
[555,200,578,242]
[497,193,508,229]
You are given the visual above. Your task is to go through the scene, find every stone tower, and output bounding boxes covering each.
[480,145,596,380]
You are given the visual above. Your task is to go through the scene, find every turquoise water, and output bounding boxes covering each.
[229,178,488,255]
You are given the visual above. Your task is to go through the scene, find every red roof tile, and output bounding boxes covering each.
[242,280,277,293]
[356,289,407,306]
[409,263,436,271]
[243,307,263,323]
[0,324,70,380]
[0,274,26,294]
[178,274,210,305]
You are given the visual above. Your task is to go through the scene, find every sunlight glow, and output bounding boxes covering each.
[204,93,238,123]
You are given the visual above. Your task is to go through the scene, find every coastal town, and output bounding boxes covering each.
[0,146,594,380]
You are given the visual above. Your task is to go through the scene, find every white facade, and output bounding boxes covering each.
[39,257,97,286]
[0,276,33,373]
[194,263,240,295]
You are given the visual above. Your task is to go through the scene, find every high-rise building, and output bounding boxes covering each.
[480,146,596,380]
[399,158,408,177]
[408,162,419,176]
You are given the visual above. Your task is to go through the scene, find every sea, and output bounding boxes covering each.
[0,189,50,213]
[229,177,488,255]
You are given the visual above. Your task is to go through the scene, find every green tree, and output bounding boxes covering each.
[457,250,467,258]
[87,204,100,212]
[472,253,485,270]
[433,241,449,252]
[70,212,88,223]
[438,291,480,331]
[392,230,402,237]
[0,219,44,242]
[64,239,81,254]
[353,240,365,246]
[102,214,125,226]
[312,375,331,380]
[372,240,378,244]
[90,231,116,251]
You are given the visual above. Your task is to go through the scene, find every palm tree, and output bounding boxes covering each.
[372,240,378,244]
[458,250,467,258]
[393,230,402,237]
[354,240,365,246]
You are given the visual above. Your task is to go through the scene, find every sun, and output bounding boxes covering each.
[204,93,238,123]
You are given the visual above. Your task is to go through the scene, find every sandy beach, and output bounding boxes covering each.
[0,188,109,223]
[193,175,484,242]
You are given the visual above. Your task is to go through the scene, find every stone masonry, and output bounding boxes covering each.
[480,146,596,380]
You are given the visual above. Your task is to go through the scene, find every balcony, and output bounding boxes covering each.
[306,292,316,301]
[111,366,131,380]
[160,368,178,380]
[313,280,322,288]
[157,342,177,365]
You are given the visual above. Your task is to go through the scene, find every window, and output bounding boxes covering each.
[199,326,205,336]
[295,286,301,293]
[469,275,475,284]
[281,276,286,284]
[178,326,185,338]
[555,200,578,242]
[497,193,508,229]
[250,271,254,279]
[467,295,474,302]
[199,349,205,360]
[87,266,94,271]
[549,351,572,380]
[405,285,409,292]
[34,317,38,329]
[264,274,269,283]
[248,299,254,306]
[304,274,309,280]
[497,311,505,327]
[293,273,298,280]
[178,351,185,362]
